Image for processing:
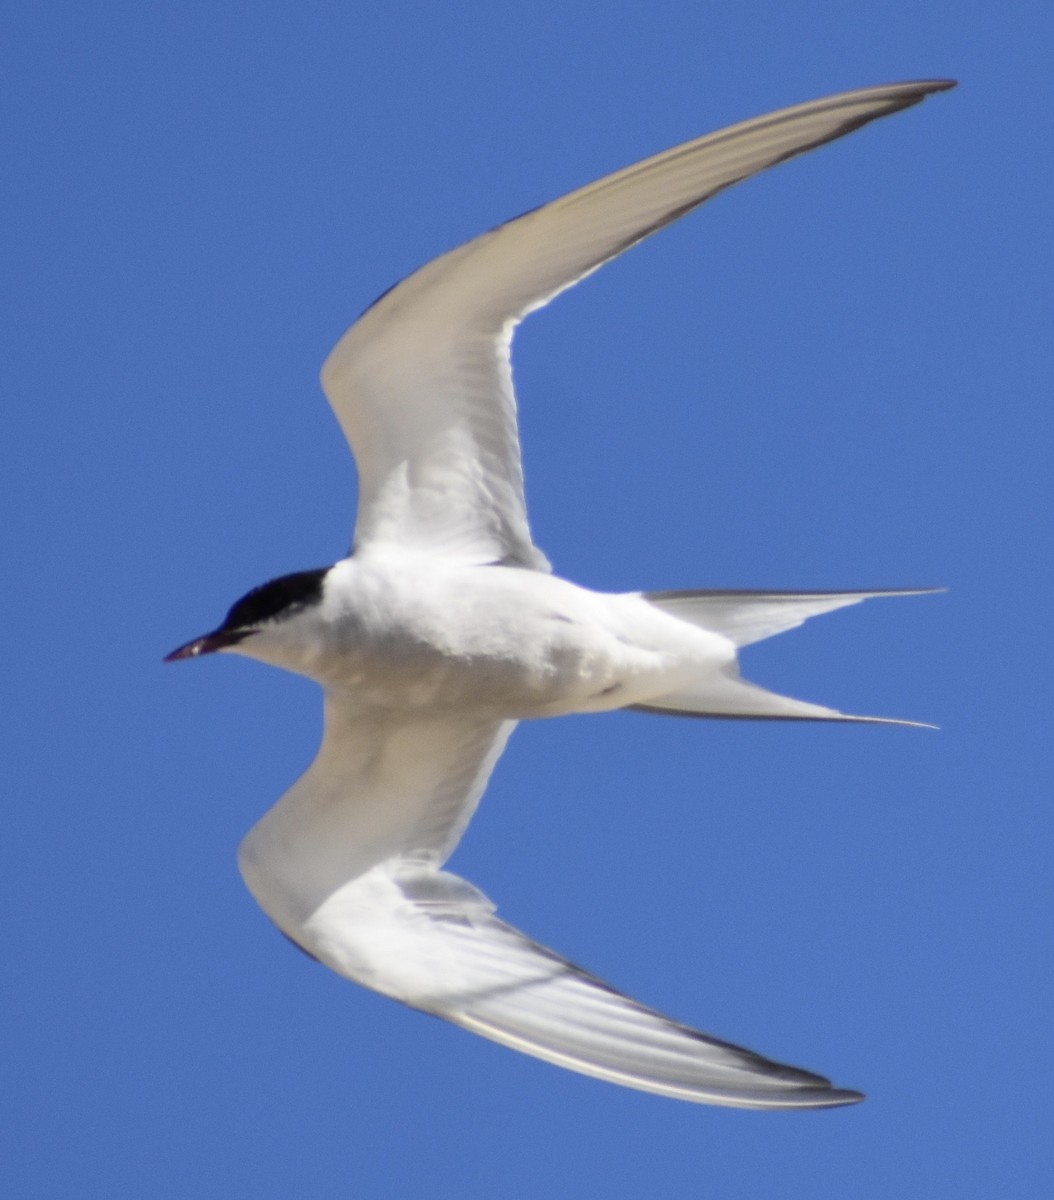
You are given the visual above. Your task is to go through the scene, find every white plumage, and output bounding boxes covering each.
[169,80,951,1108]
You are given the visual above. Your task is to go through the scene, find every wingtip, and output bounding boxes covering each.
[756,1084,864,1110]
[809,1087,866,1110]
[885,78,957,101]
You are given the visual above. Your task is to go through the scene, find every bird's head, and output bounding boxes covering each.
[164,567,330,665]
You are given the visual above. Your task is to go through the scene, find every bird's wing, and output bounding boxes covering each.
[238,700,517,918]
[299,863,861,1110]
[321,79,953,570]
[240,699,860,1109]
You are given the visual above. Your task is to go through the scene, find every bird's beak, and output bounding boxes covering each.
[163,629,247,662]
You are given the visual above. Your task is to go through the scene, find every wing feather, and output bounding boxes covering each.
[238,700,516,923]
[240,700,861,1107]
[321,80,953,568]
[299,865,862,1110]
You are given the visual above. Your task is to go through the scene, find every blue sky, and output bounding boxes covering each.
[5,2,1051,1196]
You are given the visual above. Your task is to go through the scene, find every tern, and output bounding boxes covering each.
[167,80,952,1109]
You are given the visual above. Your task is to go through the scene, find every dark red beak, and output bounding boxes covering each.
[163,629,248,662]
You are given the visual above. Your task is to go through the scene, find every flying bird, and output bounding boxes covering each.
[167,80,952,1109]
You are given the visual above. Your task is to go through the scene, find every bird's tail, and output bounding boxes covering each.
[633,588,939,726]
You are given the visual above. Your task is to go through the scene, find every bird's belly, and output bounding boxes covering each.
[308,568,731,718]
[318,620,626,716]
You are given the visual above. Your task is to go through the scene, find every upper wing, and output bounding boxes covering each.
[298,863,862,1110]
[321,79,953,569]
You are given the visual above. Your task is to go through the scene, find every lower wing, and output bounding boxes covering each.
[297,863,862,1110]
